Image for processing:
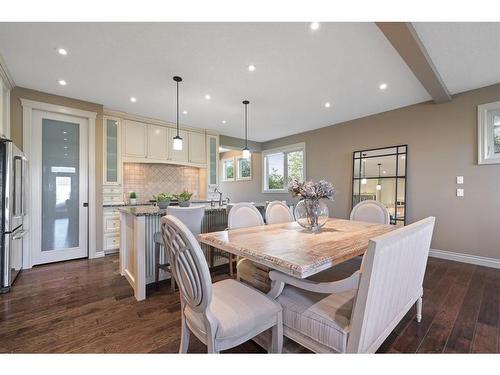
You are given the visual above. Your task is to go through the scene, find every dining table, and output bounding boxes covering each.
[197,217,396,284]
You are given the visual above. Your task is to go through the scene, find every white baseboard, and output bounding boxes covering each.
[429,248,500,269]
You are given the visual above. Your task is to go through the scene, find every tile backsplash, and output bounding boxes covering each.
[123,163,200,203]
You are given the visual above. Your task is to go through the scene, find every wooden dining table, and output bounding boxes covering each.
[197,218,396,280]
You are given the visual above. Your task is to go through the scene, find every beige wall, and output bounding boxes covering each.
[10,87,104,254]
[230,84,500,260]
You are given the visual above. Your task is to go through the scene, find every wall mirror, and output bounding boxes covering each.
[352,145,407,225]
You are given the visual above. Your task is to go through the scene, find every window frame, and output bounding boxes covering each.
[478,101,500,165]
[221,157,235,182]
[236,155,252,181]
[262,142,306,193]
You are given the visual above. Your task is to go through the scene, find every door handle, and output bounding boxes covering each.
[83,202,88,207]
[12,230,28,240]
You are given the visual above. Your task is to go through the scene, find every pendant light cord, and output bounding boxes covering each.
[176,79,180,137]
[244,103,248,148]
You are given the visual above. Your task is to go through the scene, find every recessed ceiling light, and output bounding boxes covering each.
[182,110,188,115]
[379,83,388,91]
[205,94,211,100]
[58,79,67,86]
[324,102,331,108]
[248,64,256,72]
[310,22,320,31]
[222,120,227,124]
[63,131,67,134]
[130,97,137,103]
[64,146,68,149]
[382,170,386,174]
[57,48,67,56]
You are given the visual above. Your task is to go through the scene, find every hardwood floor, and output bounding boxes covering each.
[0,255,499,353]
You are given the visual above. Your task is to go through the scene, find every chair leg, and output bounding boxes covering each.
[228,254,234,276]
[154,242,160,288]
[171,273,176,292]
[179,315,190,353]
[270,313,283,354]
[416,296,423,323]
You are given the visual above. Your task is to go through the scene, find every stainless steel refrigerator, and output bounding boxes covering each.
[0,138,27,293]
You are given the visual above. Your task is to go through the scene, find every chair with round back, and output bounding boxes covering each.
[227,203,264,229]
[160,215,283,353]
[350,200,390,225]
[265,201,294,225]
[154,205,205,290]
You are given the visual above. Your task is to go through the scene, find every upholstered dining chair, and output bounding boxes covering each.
[350,200,390,225]
[265,201,294,225]
[161,215,283,353]
[154,206,205,290]
[268,216,435,353]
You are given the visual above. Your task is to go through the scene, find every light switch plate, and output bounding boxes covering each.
[456,176,464,184]
[456,188,464,197]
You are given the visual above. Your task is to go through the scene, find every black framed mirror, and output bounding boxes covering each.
[352,145,407,225]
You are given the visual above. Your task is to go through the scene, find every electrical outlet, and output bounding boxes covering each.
[456,188,464,197]
[456,176,464,184]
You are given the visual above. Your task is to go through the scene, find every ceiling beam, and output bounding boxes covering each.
[376,22,451,103]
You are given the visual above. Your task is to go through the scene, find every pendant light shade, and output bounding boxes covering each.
[376,163,382,191]
[242,100,251,159]
[172,76,183,151]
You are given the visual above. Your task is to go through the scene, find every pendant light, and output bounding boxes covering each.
[242,100,251,159]
[172,76,183,151]
[361,153,367,185]
[376,163,382,191]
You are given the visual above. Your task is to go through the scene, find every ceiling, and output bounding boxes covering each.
[0,23,497,142]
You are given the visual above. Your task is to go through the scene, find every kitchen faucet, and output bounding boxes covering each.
[213,186,223,206]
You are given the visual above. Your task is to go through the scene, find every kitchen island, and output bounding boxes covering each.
[119,204,240,301]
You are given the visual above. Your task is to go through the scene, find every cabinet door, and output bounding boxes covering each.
[168,128,189,162]
[189,132,206,164]
[147,125,169,160]
[123,120,147,158]
[103,117,121,185]
[207,134,219,187]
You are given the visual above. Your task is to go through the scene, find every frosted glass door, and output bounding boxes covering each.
[105,119,119,183]
[32,110,88,265]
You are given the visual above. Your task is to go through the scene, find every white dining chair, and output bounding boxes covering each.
[350,200,390,225]
[268,216,435,353]
[161,215,283,354]
[228,202,264,229]
[154,206,205,290]
[265,201,294,225]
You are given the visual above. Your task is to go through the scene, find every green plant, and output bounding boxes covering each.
[154,193,173,202]
[129,192,137,199]
[174,190,193,202]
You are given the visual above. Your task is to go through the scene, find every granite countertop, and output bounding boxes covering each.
[118,204,229,217]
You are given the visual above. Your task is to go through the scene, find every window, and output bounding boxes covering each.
[262,143,305,192]
[222,157,235,181]
[478,101,500,164]
[236,156,252,180]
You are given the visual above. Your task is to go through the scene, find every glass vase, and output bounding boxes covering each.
[294,198,329,231]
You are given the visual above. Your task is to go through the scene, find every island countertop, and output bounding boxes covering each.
[118,204,229,216]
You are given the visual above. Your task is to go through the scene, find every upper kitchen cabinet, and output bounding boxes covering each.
[123,120,147,158]
[147,124,169,161]
[168,127,189,163]
[206,134,219,188]
[103,116,121,185]
[189,131,206,164]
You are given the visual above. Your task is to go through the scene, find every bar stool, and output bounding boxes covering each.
[155,205,205,290]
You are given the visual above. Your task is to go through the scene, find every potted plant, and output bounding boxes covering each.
[154,193,172,209]
[129,192,137,205]
[174,190,194,207]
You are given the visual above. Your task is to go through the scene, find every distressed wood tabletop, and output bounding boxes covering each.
[198,218,396,278]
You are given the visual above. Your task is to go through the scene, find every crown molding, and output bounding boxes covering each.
[0,54,15,89]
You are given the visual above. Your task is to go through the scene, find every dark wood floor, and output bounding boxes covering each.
[0,254,499,353]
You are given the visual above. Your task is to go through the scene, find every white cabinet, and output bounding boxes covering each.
[123,120,147,158]
[103,117,121,185]
[103,207,121,253]
[168,128,189,163]
[189,131,206,164]
[147,125,169,160]
[0,76,10,139]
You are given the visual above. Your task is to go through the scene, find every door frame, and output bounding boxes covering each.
[21,99,99,268]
